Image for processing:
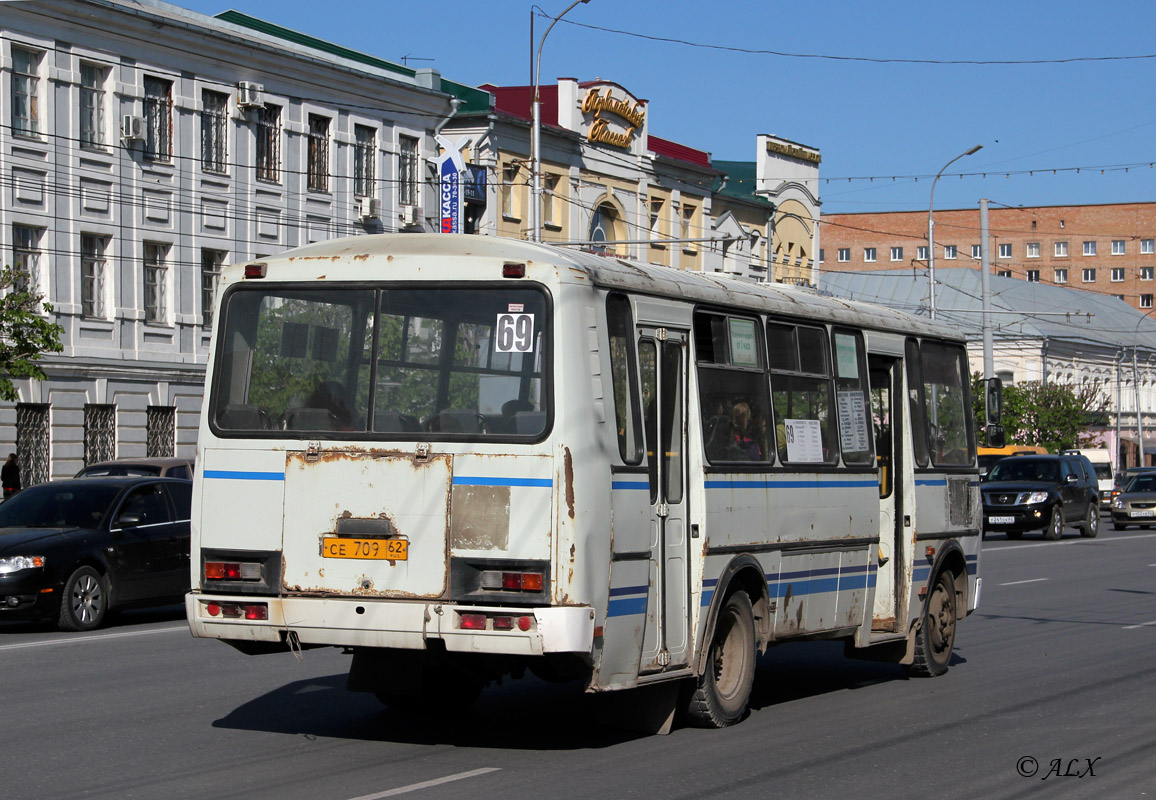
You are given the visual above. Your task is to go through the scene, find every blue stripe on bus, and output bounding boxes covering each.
[452,476,553,487]
[915,478,947,487]
[609,584,648,597]
[611,480,650,490]
[704,478,880,490]
[203,470,284,481]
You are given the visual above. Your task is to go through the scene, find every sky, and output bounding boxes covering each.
[177,0,1156,216]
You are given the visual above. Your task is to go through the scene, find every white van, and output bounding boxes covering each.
[1066,448,1113,500]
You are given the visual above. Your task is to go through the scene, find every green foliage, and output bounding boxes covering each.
[971,373,1107,452]
[0,267,64,402]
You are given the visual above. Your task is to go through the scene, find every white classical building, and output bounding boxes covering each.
[1,0,486,483]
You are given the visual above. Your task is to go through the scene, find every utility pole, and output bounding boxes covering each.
[980,198,993,381]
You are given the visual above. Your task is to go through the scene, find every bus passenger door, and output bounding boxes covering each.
[638,328,690,672]
[869,355,904,631]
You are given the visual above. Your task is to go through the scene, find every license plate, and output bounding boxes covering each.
[322,536,408,560]
[1131,510,1155,518]
[988,515,1015,525]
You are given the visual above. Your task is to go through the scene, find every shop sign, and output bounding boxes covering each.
[581,85,645,149]
[765,139,822,164]
[435,134,471,233]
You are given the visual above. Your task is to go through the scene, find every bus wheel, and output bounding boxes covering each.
[686,591,756,728]
[1043,506,1063,540]
[905,570,956,678]
[1079,504,1099,538]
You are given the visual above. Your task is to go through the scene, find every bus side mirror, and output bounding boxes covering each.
[986,424,1006,448]
[985,377,1002,425]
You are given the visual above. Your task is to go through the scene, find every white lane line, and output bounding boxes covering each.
[0,625,187,652]
[1123,620,1156,630]
[346,768,501,800]
[999,578,1049,586]
[989,532,1156,552]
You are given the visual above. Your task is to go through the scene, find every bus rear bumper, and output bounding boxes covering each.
[186,593,595,656]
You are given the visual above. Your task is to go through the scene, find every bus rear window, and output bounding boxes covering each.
[212,286,549,439]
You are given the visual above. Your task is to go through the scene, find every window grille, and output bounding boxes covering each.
[16,403,50,487]
[354,125,376,198]
[84,404,117,465]
[201,90,228,173]
[144,77,173,162]
[307,114,330,192]
[398,135,419,207]
[147,406,176,457]
[256,105,281,182]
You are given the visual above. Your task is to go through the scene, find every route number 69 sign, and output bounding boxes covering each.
[495,312,535,353]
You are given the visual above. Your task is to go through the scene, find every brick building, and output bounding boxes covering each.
[820,202,1156,314]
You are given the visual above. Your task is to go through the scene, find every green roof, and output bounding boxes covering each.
[712,160,773,207]
[214,11,490,114]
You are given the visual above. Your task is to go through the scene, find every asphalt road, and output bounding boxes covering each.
[3,524,1154,800]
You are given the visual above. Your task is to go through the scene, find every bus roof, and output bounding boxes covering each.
[245,233,961,341]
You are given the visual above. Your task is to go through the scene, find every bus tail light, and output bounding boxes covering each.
[459,613,487,630]
[204,561,261,581]
[204,601,267,620]
[486,571,544,591]
[244,262,267,279]
[502,262,526,279]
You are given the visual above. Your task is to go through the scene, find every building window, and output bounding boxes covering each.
[1083,241,1096,256]
[1112,267,1125,282]
[864,247,876,262]
[12,224,43,292]
[398,135,420,208]
[1054,268,1068,284]
[143,76,173,162]
[500,163,518,219]
[1143,294,1154,309]
[1055,241,1069,257]
[201,248,225,327]
[1112,239,1126,255]
[1142,239,1154,255]
[998,270,1011,278]
[1142,267,1154,281]
[819,249,824,263]
[80,63,108,149]
[255,104,281,182]
[943,245,957,259]
[541,175,560,228]
[83,404,117,465]
[353,124,376,198]
[1026,270,1040,283]
[681,204,695,243]
[1115,295,1126,301]
[890,246,903,261]
[144,242,169,324]
[970,244,981,259]
[307,114,330,192]
[648,198,664,243]
[837,248,850,262]
[998,243,1012,258]
[11,47,41,137]
[1027,242,1040,258]
[917,245,928,261]
[15,403,50,488]
[200,90,228,174]
[146,406,176,458]
[1082,268,1096,283]
[81,234,109,318]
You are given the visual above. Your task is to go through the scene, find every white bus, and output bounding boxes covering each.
[187,234,982,728]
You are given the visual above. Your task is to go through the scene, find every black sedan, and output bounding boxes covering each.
[0,477,191,631]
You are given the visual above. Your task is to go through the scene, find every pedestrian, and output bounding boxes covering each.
[2,452,20,499]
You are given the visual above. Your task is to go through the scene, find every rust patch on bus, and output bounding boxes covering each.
[450,485,510,550]
[564,447,575,519]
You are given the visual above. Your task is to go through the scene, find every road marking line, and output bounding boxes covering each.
[1123,620,1156,630]
[0,625,187,652]
[999,578,1049,586]
[346,768,501,800]
[989,532,1156,552]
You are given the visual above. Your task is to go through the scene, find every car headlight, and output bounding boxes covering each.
[1113,497,1125,509]
[1026,491,1050,504]
[0,555,46,574]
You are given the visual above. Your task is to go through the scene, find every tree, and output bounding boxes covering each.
[0,267,64,402]
[971,373,1107,453]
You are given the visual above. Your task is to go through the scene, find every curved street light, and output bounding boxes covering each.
[928,144,982,319]
[530,0,590,242]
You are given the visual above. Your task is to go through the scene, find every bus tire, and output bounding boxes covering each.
[1079,503,1099,537]
[1043,506,1063,540]
[685,591,756,728]
[905,570,956,678]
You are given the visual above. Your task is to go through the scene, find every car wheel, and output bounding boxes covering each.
[1005,530,1023,540]
[1080,503,1099,538]
[905,570,957,677]
[1043,506,1063,540]
[57,566,109,632]
[685,591,757,727]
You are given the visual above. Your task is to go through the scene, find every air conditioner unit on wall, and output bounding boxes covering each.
[358,197,379,220]
[236,81,265,109]
[121,115,145,141]
[400,205,421,226]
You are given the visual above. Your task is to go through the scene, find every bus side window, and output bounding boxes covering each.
[905,338,930,468]
[607,294,643,464]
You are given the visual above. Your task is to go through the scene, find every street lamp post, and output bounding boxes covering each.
[531,0,590,243]
[928,144,982,319]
